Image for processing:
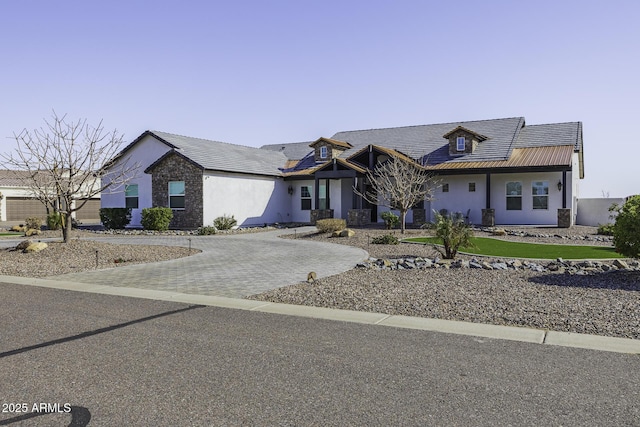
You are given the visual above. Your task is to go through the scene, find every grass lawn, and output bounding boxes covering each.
[0,232,22,236]
[403,236,623,259]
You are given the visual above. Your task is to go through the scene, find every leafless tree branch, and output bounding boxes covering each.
[1,111,140,242]
[353,156,439,233]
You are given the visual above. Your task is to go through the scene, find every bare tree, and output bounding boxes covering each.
[354,156,438,233]
[2,112,139,242]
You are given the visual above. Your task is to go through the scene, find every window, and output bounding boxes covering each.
[125,184,138,209]
[168,181,185,209]
[300,186,312,210]
[320,146,328,159]
[506,181,522,210]
[532,181,549,210]
[456,136,465,151]
[468,182,476,192]
[442,183,449,193]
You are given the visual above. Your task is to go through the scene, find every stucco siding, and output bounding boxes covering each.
[101,134,171,227]
[287,180,314,223]
[430,174,486,224]
[202,171,288,226]
[492,172,565,225]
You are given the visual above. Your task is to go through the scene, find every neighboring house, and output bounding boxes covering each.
[101,117,584,228]
[0,170,101,223]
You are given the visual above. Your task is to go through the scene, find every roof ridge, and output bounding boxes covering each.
[522,121,582,127]
[150,130,273,153]
[332,116,525,136]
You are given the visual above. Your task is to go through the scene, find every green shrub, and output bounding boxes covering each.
[315,218,346,233]
[213,215,237,230]
[197,225,217,235]
[99,208,132,230]
[433,210,474,259]
[380,211,400,229]
[612,195,640,258]
[597,223,614,236]
[141,207,173,231]
[25,217,42,231]
[46,212,63,230]
[371,234,399,245]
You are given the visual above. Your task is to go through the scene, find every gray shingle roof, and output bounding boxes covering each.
[151,131,287,177]
[260,141,315,160]
[514,122,583,150]
[0,169,33,187]
[330,117,526,165]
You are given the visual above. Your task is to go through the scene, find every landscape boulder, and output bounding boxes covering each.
[24,242,48,253]
[15,240,33,251]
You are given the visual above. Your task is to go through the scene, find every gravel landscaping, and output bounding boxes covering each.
[252,225,640,340]
[0,230,196,277]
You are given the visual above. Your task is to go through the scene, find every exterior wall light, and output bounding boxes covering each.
[557,181,563,191]
[288,185,294,195]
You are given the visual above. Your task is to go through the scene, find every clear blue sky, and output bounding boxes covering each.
[1,0,638,197]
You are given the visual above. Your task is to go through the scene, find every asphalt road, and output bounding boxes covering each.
[1,283,639,426]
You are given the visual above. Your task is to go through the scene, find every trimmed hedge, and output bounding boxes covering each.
[316,218,346,233]
[141,207,173,231]
[99,208,132,230]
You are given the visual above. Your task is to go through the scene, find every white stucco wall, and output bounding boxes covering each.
[428,172,573,225]
[287,180,315,223]
[492,172,565,225]
[430,174,486,224]
[101,135,171,227]
[202,171,289,226]
[576,198,624,226]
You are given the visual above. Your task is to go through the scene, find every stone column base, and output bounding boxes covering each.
[482,209,495,227]
[347,209,371,226]
[412,208,426,226]
[557,208,571,228]
[310,209,334,224]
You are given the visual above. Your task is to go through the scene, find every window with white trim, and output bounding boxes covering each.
[506,181,522,210]
[532,181,549,210]
[320,146,328,159]
[168,181,185,209]
[125,184,138,209]
[300,186,312,210]
[456,136,465,151]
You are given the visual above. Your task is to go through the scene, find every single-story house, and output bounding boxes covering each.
[0,170,101,223]
[101,117,584,228]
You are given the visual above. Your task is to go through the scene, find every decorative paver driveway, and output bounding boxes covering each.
[47,227,368,298]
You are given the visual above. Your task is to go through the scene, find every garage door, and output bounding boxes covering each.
[75,198,101,221]
[6,197,48,221]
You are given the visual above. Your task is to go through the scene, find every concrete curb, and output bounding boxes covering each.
[2,275,639,354]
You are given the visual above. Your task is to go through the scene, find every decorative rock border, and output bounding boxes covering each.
[475,226,613,243]
[356,256,639,275]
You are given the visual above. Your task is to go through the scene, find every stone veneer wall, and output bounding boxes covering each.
[150,153,203,229]
[347,209,371,226]
[447,129,478,155]
[482,208,495,227]
[412,208,426,225]
[310,209,334,224]
[557,208,572,228]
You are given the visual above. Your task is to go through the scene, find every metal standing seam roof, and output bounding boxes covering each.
[150,131,288,177]
[423,145,576,171]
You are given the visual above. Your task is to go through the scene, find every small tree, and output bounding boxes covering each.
[433,210,474,259]
[354,156,438,233]
[2,112,139,242]
[612,195,640,258]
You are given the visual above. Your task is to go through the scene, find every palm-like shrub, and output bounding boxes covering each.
[213,215,237,230]
[433,210,474,259]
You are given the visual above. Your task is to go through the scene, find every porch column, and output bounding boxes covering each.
[562,170,567,209]
[482,173,495,226]
[314,176,319,210]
